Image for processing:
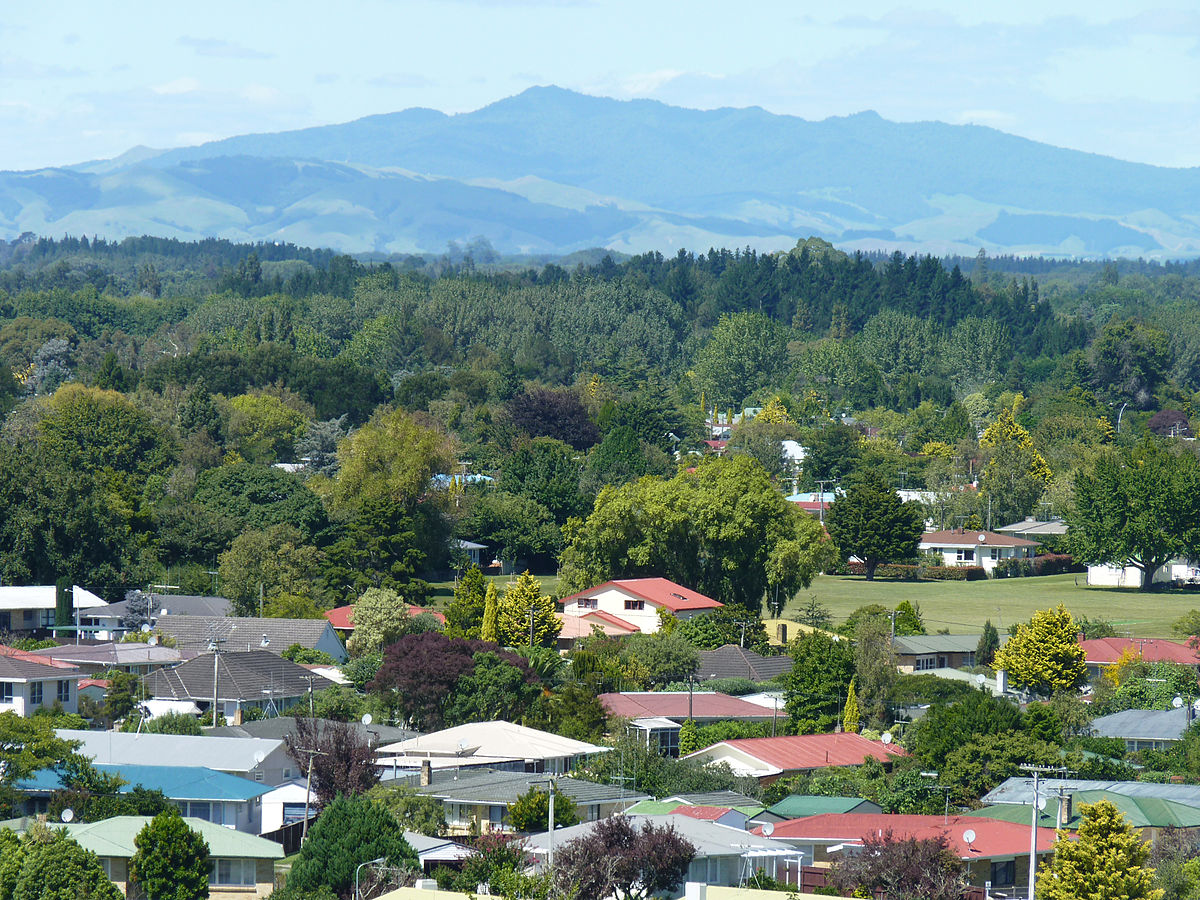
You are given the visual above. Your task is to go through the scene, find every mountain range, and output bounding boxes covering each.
[3,86,1199,258]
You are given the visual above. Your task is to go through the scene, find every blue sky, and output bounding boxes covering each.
[2,1,1198,171]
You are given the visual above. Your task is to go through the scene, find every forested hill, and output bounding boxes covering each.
[5,87,1200,257]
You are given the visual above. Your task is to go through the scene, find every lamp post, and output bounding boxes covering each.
[355,856,387,900]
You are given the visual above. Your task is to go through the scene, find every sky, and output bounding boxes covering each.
[2,1,1199,171]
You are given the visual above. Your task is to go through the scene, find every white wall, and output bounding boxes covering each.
[562,586,713,634]
[0,678,77,717]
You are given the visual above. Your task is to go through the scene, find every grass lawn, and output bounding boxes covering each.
[771,573,1200,638]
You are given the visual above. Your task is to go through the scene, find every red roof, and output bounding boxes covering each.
[557,611,641,639]
[561,578,723,613]
[324,604,447,630]
[599,691,776,720]
[756,813,1058,858]
[77,678,109,690]
[919,529,1038,548]
[695,732,907,771]
[671,806,736,821]
[0,645,77,669]
[1079,637,1198,667]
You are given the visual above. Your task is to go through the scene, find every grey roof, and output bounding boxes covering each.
[1090,707,1191,742]
[57,729,284,774]
[413,769,649,806]
[696,645,793,682]
[524,815,800,861]
[893,634,986,655]
[0,654,77,681]
[984,776,1200,807]
[669,791,763,808]
[206,716,419,745]
[155,615,345,658]
[94,595,232,621]
[31,642,182,667]
[143,650,317,702]
[996,517,1069,536]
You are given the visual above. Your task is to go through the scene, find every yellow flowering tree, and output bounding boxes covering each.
[1037,799,1162,900]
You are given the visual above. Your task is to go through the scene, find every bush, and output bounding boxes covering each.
[993,553,1079,578]
[831,562,987,581]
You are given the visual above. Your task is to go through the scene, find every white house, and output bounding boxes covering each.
[559,577,722,635]
[918,529,1038,574]
[0,585,107,634]
[0,648,79,716]
[1087,559,1199,588]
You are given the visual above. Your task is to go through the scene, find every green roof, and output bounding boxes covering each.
[624,800,684,815]
[768,795,881,818]
[974,791,1200,830]
[61,816,284,860]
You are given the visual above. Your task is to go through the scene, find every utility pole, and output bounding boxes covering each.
[206,627,225,727]
[1020,763,1066,900]
[298,744,328,842]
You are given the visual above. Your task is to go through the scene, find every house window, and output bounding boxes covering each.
[178,801,214,822]
[210,859,256,887]
[577,598,598,609]
[624,599,644,611]
[915,656,937,671]
[990,548,1001,560]
[489,805,506,826]
[29,683,42,706]
[0,684,12,704]
[57,680,70,703]
[990,859,1016,886]
[956,548,975,562]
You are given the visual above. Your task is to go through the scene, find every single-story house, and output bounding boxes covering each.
[0,585,107,635]
[403,830,473,873]
[766,795,882,820]
[154,615,347,663]
[893,634,1002,672]
[669,805,749,829]
[756,813,1057,893]
[625,792,765,826]
[1079,636,1199,679]
[682,733,907,784]
[258,780,313,837]
[30,642,183,675]
[696,645,793,682]
[79,593,232,640]
[453,539,487,567]
[974,789,1200,845]
[0,647,79,716]
[16,763,270,832]
[324,603,446,635]
[62,815,283,899]
[207,715,419,748]
[1090,707,1193,752]
[996,516,1068,538]
[142,650,319,721]
[410,769,647,834]
[601,691,779,726]
[1086,559,1200,588]
[559,578,722,635]
[376,721,607,777]
[918,529,1038,574]
[554,610,640,649]
[985,776,1200,809]
[57,729,298,786]
[525,814,803,887]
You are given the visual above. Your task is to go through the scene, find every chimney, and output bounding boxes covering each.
[420,759,433,787]
[1062,794,1073,826]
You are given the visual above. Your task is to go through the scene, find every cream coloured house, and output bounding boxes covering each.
[559,577,721,634]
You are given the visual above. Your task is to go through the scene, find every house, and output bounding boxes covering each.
[409,769,647,834]
[696,645,793,682]
[625,791,765,825]
[154,615,348,663]
[996,516,1069,539]
[453,539,487,567]
[559,578,722,634]
[1079,636,1199,679]
[524,814,803,887]
[918,529,1038,574]
[974,789,1200,845]
[1085,558,1200,588]
[142,650,320,721]
[756,813,1057,893]
[0,585,108,635]
[600,691,779,726]
[58,729,298,786]
[985,776,1200,809]
[29,642,183,675]
[553,610,640,649]
[376,721,607,777]
[0,647,79,716]
[258,780,313,839]
[61,815,283,899]
[1090,707,1193,752]
[79,593,233,640]
[765,795,882,820]
[207,715,419,749]
[16,763,270,832]
[681,733,907,784]
[403,831,473,873]
[893,634,999,672]
[669,805,749,829]
[324,603,446,635]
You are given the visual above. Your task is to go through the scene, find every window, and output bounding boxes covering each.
[210,859,256,887]
[489,805,506,825]
[990,859,1016,886]
[178,801,214,822]
[57,680,70,703]
[0,684,12,704]
[915,656,937,671]
[990,548,1001,560]
[956,548,975,562]
[29,683,42,705]
[624,599,644,611]
[576,598,598,609]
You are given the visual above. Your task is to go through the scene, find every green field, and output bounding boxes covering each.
[774,573,1199,638]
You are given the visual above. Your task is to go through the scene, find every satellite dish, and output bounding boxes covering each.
[361,713,373,726]
[140,623,151,633]
[975,673,986,686]
[260,636,270,648]
[1192,699,1200,712]
[881,732,893,745]
[61,808,74,823]
[147,636,158,646]
[1037,797,1047,811]
[977,534,987,543]
[762,822,775,837]
[1174,696,1185,709]
[253,751,266,765]
[962,828,976,845]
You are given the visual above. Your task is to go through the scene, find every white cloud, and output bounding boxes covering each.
[178,36,273,60]
[151,77,201,96]
[240,83,280,103]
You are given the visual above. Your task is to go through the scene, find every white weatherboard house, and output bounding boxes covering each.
[0,585,107,633]
[559,577,722,635]
[918,529,1037,574]
[0,650,79,716]
[376,720,608,776]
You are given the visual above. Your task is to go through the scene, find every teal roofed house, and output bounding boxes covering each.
[766,795,883,819]
[16,764,270,833]
[61,816,283,900]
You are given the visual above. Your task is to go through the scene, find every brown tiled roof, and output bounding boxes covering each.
[143,650,315,703]
[919,529,1038,548]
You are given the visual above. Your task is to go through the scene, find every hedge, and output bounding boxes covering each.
[993,553,1080,578]
[831,562,986,581]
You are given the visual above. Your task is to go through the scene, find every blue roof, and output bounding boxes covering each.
[16,764,270,802]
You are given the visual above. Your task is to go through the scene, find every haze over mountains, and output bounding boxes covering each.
[3,86,1199,258]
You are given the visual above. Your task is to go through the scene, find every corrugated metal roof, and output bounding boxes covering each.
[155,615,345,656]
[975,791,1200,829]
[58,729,284,774]
[684,733,907,774]
[1091,707,1190,742]
[600,691,776,721]
[64,816,283,859]
[560,578,723,613]
[143,650,316,702]
[16,763,270,801]
[415,770,648,806]
[985,777,1200,806]
[767,795,882,818]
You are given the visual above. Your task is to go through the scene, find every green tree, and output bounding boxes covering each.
[909,690,1023,770]
[893,601,925,636]
[506,786,580,833]
[785,630,855,732]
[496,572,560,648]
[497,438,588,524]
[1037,799,1164,900]
[764,522,836,617]
[345,587,441,657]
[1069,441,1200,590]
[217,524,325,617]
[825,472,923,580]
[524,684,609,743]
[677,605,771,655]
[692,311,787,408]
[978,398,1052,526]
[854,615,897,728]
[678,719,700,756]
[443,651,541,726]
[994,605,1088,697]
[364,784,446,837]
[803,423,863,484]
[1091,318,1171,408]
[977,620,1000,668]
[9,828,122,900]
[480,582,499,642]
[941,730,1062,805]
[226,392,309,463]
[286,795,418,900]
[444,565,487,639]
[623,632,700,687]
[843,679,861,734]
[129,809,210,900]
[462,491,560,569]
